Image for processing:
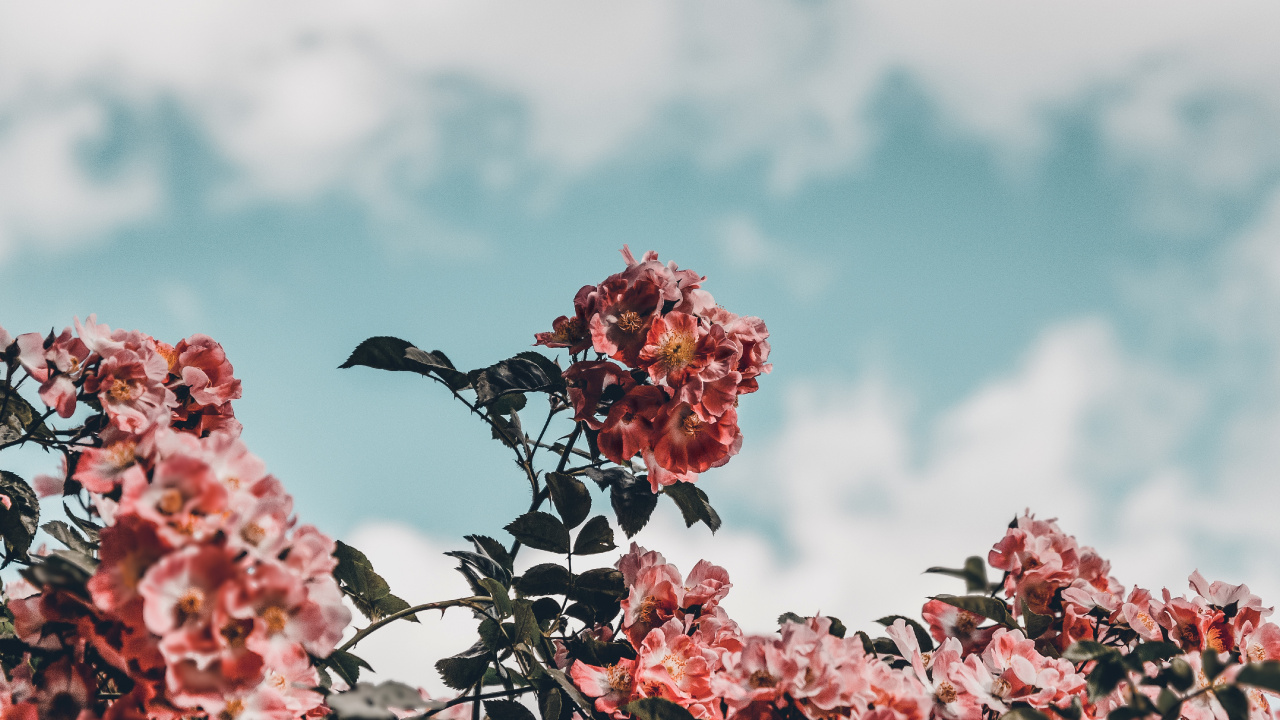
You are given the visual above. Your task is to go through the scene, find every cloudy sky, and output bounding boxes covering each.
[5,0,1280,691]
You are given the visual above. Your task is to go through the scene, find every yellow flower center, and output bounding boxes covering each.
[157,488,184,516]
[936,681,958,704]
[681,413,702,437]
[262,605,289,635]
[617,311,645,333]
[177,588,205,620]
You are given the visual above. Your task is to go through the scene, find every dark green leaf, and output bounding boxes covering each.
[1215,686,1249,720]
[1237,660,1280,694]
[339,337,472,389]
[541,688,564,720]
[572,516,615,556]
[854,631,875,654]
[532,597,561,626]
[828,616,847,638]
[1087,657,1129,702]
[663,483,721,533]
[448,547,512,585]
[1107,707,1150,720]
[489,392,527,416]
[623,697,698,720]
[475,357,556,406]
[1167,657,1195,691]
[486,700,537,720]
[42,520,94,556]
[545,668,595,717]
[611,474,658,538]
[1063,641,1118,663]
[876,616,934,652]
[1134,642,1181,665]
[0,472,39,565]
[515,564,573,597]
[514,352,565,392]
[1051,697,1084,720]
[512,600,540,646]
[574,568,625,597]
[62,504,100,542]
[467,535,515,574]
[477,618,508,653]
[333,540,409,622]
[546,473,591,529]
[328,680,438,720]
[778,612,806,626]
[1023,606,1053,639]
[930,594,1018,630]
[505,512,570,554]
[1155,689,1180,715]
[925,556,989,594]
[479,578,513,617]
[1000,709,1050,720]
[0,381,50,445]
[1202,650,1227,682]
[436,641,490,691]
[329,649,374,686]
[372,593,417,623]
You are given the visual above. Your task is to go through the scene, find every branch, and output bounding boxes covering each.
[336,596,488,654]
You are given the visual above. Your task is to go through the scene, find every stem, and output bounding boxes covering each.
[336,596,487,654]
[416,687,535,719]
[509,422,583,562]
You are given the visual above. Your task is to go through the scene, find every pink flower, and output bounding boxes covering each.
[224,558,344,657]
[535,284,596,355]
[633,619,714,712]
[120,453,229,546]
[283,525,339,581]
[84,342,175,434]
[137,544,237,638]
[168,334,242,436]
[621,563,684,646]
[638,312,710,387]
[16,328,90,418]
[74,437,143,494]
[597,386,666,464]
[589,277,664,366]
[571,659,638,718]
[683,560,731,614]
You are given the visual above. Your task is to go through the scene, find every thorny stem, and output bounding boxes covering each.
[336,596,488,654]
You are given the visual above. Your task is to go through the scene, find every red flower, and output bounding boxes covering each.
[563,361,635,429]
[598,386,667,464]
[651,401,741,475]
[589,277,662,366]
[535,284,596,354]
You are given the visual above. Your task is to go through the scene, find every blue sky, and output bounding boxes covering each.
[4,0,1280,686]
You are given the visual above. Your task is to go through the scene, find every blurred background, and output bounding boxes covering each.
[4,0,1280,691]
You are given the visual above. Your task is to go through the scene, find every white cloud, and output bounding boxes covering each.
[715,214,836,300]
[4,1,1280,253]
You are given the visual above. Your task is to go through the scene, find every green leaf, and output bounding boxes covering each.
[467,535,515,574]
[328,649,374,686]
[545,473,591,529]
[1000,709,1051,720]
[828,616,848,638]
[925,556,990,594]
[372,593,418,623]
[0,472,39,565]
[515,564,573,597]
[572,516,616,556]
[487,700,537,720]
[1203,650,1227,682]
[514,352,565,392]
[474,357,556,407]
[778,612,806,626]
[663,483,721,533]
[1107,707,1150,720]
[930,594,1018,630]
[41,520,94,556]
[1237,660,1280,694]
[574,568,625,597]
[1133,641,1180,665]
[1023,606,1053,639]
[333,540,415,622]
[1155,689,1180,716]
[541,688,564,720]
[1087,656,1129,702]
[0,381,50,445]
[1063,641,1118,663]
[1051,697,1084,720]
[489,392,528,416]
[436,641,490,691]
[624,697,697,720]
[1167,657,1195,691]
[1215,686,1249,720]
[545,668,596,717]
[477,618,508,653]
[339,336,472,389]
[875,616,935,652]
[512,600,541,646]
[505,512,570,554]
[479,577,513,617]
[611,474,658,538]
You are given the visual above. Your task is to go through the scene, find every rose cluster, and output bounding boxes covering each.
[566,514,1280,720]
[535,247,770,491]
[0,317,350,719]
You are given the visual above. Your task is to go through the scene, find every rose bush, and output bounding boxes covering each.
[0,247,1277,720]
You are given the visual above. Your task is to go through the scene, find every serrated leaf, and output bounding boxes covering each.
[474,357,555,406]
[930,594,1018,630]
[574,568,625,597]
[477,618,508,653]
[339,337,471,390]
[467,535,515,574]
[1023,606,1053,639]
[611,473,658,538]
[515,564,573,597]
[372,593,418,623]
[447,549,512,584]
[41,520,94,556]
[514,352,565,391]
[512,600,540,646]
[624,697,697,720]
[505,512,570,554]
[486,699,537,720]
[0,472,39,565]
[436,641,490,691]
[329,649,374,686]
[876,615,934,652]
[572,516,615,556]
[479,578,513,618]
[663,482,721,533]
[0,381,50,445]
[1237,660,1280,694]
[545,473,591,529]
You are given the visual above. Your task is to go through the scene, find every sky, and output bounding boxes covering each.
[5,0,1280,691]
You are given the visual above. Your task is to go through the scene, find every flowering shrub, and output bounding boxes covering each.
[2,246,1279,720]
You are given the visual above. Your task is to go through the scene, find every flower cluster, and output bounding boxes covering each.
[0,318,350,719]
[536,247,770,491]
[568,514,1280,720]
